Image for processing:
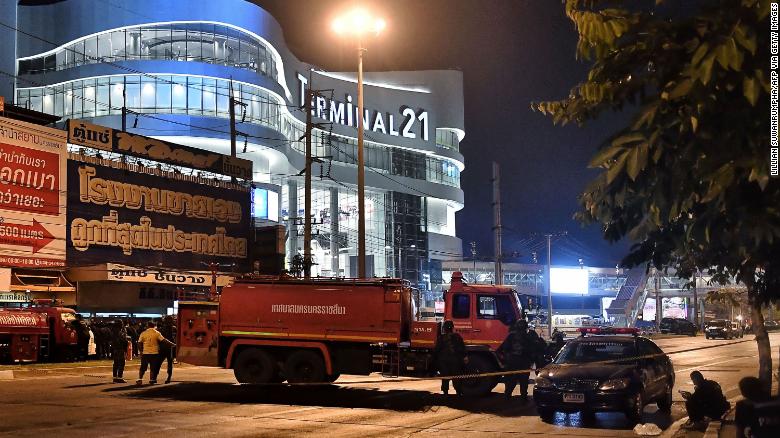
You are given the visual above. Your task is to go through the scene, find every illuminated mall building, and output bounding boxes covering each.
[0,0,465,287]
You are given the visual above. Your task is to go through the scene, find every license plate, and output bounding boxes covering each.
[563,393,585,403]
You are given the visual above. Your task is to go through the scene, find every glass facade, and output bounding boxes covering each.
[435,129,460,152]
[18,23,279,82]
[16,74,281,130]
[281,183,388,278]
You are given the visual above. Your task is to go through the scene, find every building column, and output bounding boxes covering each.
[287,180,298,263]
[330,186,339,275]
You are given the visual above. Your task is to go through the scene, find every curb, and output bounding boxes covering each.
[703,421,721,438]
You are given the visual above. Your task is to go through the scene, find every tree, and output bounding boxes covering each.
[534,0,779,393]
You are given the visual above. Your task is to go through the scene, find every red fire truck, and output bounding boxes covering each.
[0,300,79,363]
[177,272,528,395]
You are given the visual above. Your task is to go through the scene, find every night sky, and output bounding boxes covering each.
[258,0,631,267]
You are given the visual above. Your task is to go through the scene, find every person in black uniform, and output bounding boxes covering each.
[110,319,129,383]
[434,320,467,395]
[498,319,537,401]
[71,315,90,361]
[682,371,731,426]
[158,316,177,384]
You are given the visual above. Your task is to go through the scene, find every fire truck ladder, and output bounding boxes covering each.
[380,344,401,378]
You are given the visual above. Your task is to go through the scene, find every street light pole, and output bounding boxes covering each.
[546,234,553,339]
[333,9,384,279]
[356,34,367,279]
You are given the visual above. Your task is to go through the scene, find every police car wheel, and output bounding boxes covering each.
[626,391,644,424]
[658,384,673,412]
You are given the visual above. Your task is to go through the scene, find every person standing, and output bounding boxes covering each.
[110,319,130,383]
[158,315,177,384]
[71,315,90,361]
[136,321,175,385]
[433,320,467,395]
[498,319,537,401]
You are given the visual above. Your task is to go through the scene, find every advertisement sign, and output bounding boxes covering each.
[67,119,253,180]
[66,160,250,270]
[0,117,67,268]
[550,267,589,294]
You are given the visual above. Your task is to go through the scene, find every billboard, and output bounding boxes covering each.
[550,267,589,294]
[66,160,250,270]
[67,119,253,180]
[0,117,67,268]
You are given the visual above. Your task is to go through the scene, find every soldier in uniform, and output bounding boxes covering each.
[434,320,467,395]
[158,315,177,384]
[498,319,537,401]
[110,319,129,383]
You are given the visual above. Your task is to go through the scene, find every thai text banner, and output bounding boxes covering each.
[66,161,250,270]
[67,119,253,180]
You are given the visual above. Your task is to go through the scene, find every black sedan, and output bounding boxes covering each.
[533,329,674,424]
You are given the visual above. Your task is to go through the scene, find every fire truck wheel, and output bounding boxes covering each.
[284,350,326,383]
[233,348,276,384]
[458,354,499,397]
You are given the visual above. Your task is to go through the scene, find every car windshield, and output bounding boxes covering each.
[554,340,637,364]
[708,320,728,327]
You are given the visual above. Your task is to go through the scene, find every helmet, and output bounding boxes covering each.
[513,319,528,332]
[442,320,454,332]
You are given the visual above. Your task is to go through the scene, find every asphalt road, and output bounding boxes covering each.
[0,333,777,437]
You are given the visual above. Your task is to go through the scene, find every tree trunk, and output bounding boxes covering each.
[750,300,772,393]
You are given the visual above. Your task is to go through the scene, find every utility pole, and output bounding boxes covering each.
[121,77,127,132]
[228,79,247,182]
[470,241,477,284]
[492,162,503,285]
[303,87,313,279]
[654,268,661,332]
[546,234,553,338]
[693,269,699,328]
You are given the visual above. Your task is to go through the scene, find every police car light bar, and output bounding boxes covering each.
[578,327,639,336]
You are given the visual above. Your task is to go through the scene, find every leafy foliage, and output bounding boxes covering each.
[534,0,778,303]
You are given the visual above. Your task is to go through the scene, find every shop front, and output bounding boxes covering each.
[67,264,233,315]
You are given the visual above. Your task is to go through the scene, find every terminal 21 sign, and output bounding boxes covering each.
[66,160,251,270]
[297,74,430,142]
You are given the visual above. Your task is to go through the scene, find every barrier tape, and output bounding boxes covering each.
[49,336,755,388]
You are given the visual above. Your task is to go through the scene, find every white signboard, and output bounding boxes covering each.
[0,117,67,267]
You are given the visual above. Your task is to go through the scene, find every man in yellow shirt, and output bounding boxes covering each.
[136,321,175,385]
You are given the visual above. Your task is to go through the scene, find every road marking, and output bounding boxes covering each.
[676,354,757,374]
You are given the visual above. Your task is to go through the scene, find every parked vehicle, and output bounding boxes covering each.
[177,271,531,396]
[533,327,674,424]
[764,321,780,332]
[705,319,735,339]
[730,321,744,338]
[659,317,698,336]
[0,300,79,363]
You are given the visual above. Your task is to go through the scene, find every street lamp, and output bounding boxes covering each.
[333,9,385,279]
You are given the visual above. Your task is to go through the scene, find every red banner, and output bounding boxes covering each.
[0,142,60,216]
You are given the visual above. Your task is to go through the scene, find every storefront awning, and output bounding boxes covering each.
[66,264,234,288]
